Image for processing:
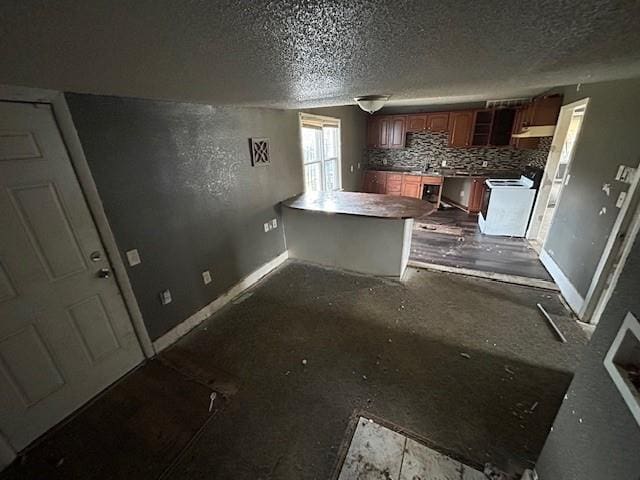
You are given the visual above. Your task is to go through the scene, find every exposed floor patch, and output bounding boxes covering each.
[338,417,485,480]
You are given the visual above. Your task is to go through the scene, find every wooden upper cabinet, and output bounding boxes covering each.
[406,114,427,133]
[448,111,474,147]
[425,112,449,132]
[389,116,406,149]
[378,117,391,148]
[406,113,449,133]
[367,117,380,148]
[511,95,562,149]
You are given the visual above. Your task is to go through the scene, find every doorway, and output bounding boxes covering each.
[528,99,588,249]
[299,113,341,192]
[0,101,144,456]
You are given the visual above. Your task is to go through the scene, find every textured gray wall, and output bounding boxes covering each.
[301,106,368,192]
[66,94,303,340]
[536,233,640,479]
[544,78,640,297]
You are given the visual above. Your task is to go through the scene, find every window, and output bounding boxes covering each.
[300,114,341,192]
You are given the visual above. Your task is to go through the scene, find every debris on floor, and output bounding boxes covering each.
[536,303,567,343]
[460,352,471,359]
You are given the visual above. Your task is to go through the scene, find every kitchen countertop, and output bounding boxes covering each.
[283,191,435,219]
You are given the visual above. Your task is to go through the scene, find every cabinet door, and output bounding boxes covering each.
[511,105,539,150]
[367,118,379,148]
[385,174,403,196]
[401,176,423,198]
[468,178,486,213]
[448,111,473,147]
[378,117,391,148]
[374,171,387,193]
[389,116,406,149]
[406,114,427,132]
[426,112,450,132]
[362,171,377,192]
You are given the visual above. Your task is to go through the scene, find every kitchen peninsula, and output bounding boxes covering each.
[282,191,434,277]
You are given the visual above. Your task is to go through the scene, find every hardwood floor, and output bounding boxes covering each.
[410,208,554,282]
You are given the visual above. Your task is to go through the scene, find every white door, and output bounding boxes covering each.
[0,101,143,452]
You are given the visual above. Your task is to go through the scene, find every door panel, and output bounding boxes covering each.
[9,183,87,280]
[0,101,143,451]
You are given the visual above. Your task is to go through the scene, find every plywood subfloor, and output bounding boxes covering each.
[411,209,553,282]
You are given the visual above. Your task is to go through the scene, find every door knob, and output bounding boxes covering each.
[97,268,111,279]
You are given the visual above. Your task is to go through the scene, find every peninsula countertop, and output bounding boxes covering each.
[282,191,435,219]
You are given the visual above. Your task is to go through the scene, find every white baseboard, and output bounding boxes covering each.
[153,251,289,353]
[539,249,584,316]
[0,432,16,471]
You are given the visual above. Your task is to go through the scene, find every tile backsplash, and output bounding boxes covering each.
[366,131,552,171]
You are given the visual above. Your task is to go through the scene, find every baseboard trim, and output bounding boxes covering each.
[153,251,289,353]
[407,260,559,291]
[539,250,584,315]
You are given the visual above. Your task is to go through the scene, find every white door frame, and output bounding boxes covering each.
[582,166,640,323]
[0,85,154,358]
[527,98,590,241]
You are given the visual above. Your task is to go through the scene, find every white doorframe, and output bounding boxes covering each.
[589,192,640,324]
[582,167,640,323]
[527,98,590,241]
[0,84,154,358]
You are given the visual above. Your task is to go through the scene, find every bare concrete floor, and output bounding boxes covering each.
[4,261,588,479]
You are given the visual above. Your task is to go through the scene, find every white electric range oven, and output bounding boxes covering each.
[478,175,536,237]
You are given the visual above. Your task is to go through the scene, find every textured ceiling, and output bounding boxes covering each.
[1,0,640,108]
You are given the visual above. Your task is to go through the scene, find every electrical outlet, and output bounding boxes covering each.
[271,218,277,229]
[482,161,488,167]
[357,162,361,169]
[264,222,270,232]
[616,165,637,184]
[159,289,172,305]
[202,270,212,285]
[441,160,447,167]
[126,249,141,267]
[350,165,354,173]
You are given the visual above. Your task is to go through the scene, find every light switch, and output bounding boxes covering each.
[350,165,354,173]
[441,160,447,167]
[271,218,277,229]
[482,161,488,167]
[160,289,172,305]
[126,249,141,267]
[264,222,270,232]
[616,191,627,208]
[202,270,212,285]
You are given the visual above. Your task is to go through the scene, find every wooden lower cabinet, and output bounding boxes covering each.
[468,178,486,213]
[385,174,403,196]
[401,175,423,198]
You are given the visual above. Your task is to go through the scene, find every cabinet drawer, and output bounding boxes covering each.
[422,176,443,185]
[387,174,403,182]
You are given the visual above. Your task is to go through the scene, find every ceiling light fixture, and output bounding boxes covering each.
[354,95,390,114]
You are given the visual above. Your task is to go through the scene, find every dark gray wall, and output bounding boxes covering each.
[536,232,640,479]
[66,94,303,340]
[544,78,640,297]
[301,106,367,192]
